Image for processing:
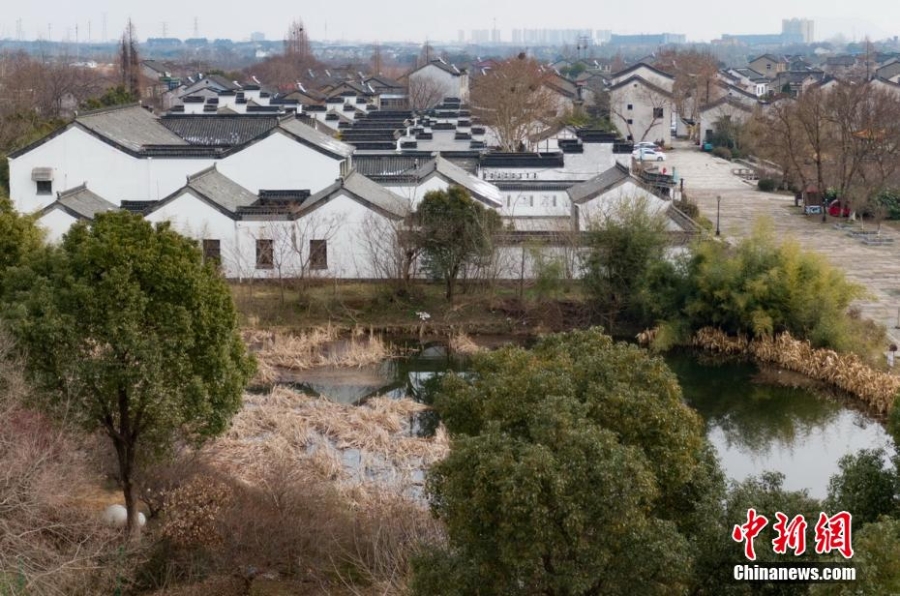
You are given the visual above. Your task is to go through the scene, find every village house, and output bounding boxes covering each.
[10,96,699,282]
[406,59,470,103]
[748,54,789,80]
[607,74,673,145]
[8,105,353,215]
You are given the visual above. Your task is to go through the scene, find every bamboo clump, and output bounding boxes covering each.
[692,327,900,414]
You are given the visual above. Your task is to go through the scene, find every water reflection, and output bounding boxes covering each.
[275,340,895,500]
[665,351,894,498]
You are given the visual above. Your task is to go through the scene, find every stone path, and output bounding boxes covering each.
[666,141,900,344]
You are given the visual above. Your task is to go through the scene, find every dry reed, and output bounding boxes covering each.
[251,325,396,373]
[692,327,900,414]
[448,331,484,355]
[206,387,448,497]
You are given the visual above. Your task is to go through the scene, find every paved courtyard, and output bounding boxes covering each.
[665,141,900,344]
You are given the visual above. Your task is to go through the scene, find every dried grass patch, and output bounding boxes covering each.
[693,327,900,414]
[206,387,448,495]
[448,331,484,355]
[250,326,397,374]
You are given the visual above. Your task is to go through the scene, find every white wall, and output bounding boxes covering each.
[219,131,343,194]
[9,127,215,213]
[143,191,242,274]
[609,81,672,145]
[409,64,469,101]
[609,66,673,91]
[576,180,675,230]
[36,208,79,243]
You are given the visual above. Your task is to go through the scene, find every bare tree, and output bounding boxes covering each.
[470,53,558,152]
[653,49,721,136]
[369,44,384,76]
[795,86,831,219]
[407,76,445,112]
[361,211,421,292]
[609,81,671,143]
[285,19,312,64]
[118,20,141,99]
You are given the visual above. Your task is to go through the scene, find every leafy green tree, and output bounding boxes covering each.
[0,197,43,276]
[582,196,673,328]
[414,328,716,595]
[721,472,825,595]
[415,185,501,300]
[4,212,254,537]
[826,449,898,525]
[810,516,900,595]
[80,85,138,111]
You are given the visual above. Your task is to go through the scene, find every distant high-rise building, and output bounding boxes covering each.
[250,31,265,42]
[471,29,490,44]
[609,33,686,46]
[491,28,501,44]
[782,18,814,44]
[458,29,465,43]
[511,29,523,45]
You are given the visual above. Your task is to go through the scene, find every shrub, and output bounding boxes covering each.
[672,220,874,354]
[757,178,777,192]
[730,148,744,160]
[711,146,732,160]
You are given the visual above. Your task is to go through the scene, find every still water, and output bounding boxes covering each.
[281,341,895,499]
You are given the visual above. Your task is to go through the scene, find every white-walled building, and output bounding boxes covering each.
[407,59,470,102]
[608,76,674,145]
[8,106,353,215]
[12,103,699,281]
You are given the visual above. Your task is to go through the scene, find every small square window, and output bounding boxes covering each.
[627,104,633,110]
[202,239,221,266]
[256,239,274,269]
[309,240,327,270]
[36,180,52,195]
[626,119,633,125]
[653,107,664,118]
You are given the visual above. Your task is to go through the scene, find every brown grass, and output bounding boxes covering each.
[448,331,484,355]
[693,327,900,414]
[250,326,398,377]
[206,387,448,496]
[0,332,123,595]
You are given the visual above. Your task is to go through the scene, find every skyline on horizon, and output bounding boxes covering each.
[0,1,895,46]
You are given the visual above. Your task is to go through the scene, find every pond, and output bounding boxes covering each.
[277,340,895,500]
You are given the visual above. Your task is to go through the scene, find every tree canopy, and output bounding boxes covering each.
[413,328,718,595]
[4,211,255,536]
[470,54,558,152]
[415,185,501,300]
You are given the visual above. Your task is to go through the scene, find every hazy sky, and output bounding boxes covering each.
[1,0,896,44]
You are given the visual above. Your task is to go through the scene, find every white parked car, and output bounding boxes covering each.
[634,141,661,151]
[632,148,666,161]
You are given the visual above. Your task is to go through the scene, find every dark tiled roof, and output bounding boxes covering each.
[296,171,408,219]
[278,117,354,158]
[145,165,257,219]
[186,165,258,212]
[567,163,630,204]
[609,62,674,82]
[607,75,673,97]
[41,184,118,220]
[77,105,187,152]
[160,115,280,146]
